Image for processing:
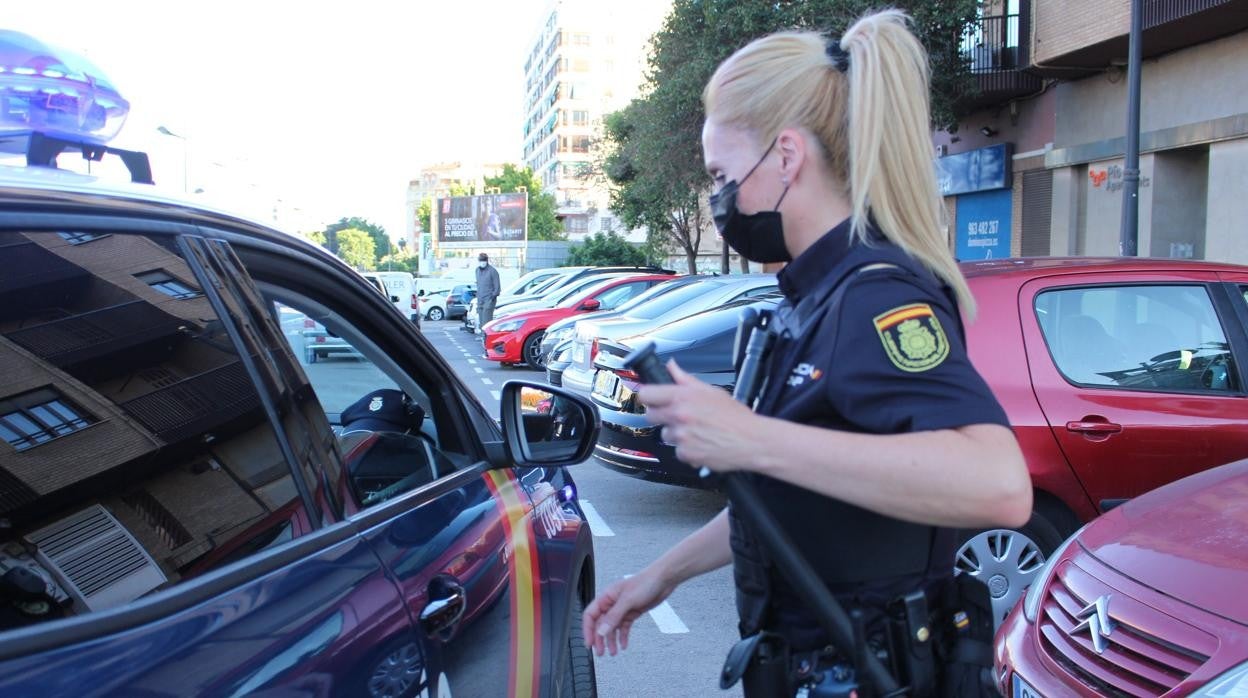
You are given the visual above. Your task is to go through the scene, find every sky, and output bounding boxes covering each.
[7,0,558,239]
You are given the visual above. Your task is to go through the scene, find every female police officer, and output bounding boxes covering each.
[582,8,1032,694]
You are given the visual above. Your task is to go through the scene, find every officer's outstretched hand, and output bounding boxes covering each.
[638,360,762,474]
[583,568,676,657]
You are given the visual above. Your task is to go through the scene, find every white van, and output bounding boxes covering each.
[364,271,420,325]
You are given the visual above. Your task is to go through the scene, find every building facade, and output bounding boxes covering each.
[520,0,670,241]
[934,0,1248,264]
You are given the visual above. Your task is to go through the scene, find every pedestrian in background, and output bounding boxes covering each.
[475,252,500,353]
[583,9,1031,697]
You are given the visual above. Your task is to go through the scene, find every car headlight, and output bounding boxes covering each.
[1022,524,1087,623]
[489,318,526,333]
[547,327,574,343]
[1195,662,1248,697]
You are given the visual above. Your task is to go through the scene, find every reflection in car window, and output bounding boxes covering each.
[1035,285,1238,392]
[0,230,313,633]
[268,294,467,510]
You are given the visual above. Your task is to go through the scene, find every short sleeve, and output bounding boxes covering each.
[824,272,1009,434]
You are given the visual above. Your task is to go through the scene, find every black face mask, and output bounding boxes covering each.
[709,139,792,264]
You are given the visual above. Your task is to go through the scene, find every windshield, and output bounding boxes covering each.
[504,270,563,296]
[549,276,623,308]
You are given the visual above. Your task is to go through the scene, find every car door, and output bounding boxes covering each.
[0,227,417,697]
[1020,270,1248,509]
[229,238,575,698]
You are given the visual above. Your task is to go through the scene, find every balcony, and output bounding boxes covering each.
[958,9,1043,112]
[120,361,261,444]
[1033,0,1248,76]
[5,301,185,370]
[0,238,88,318]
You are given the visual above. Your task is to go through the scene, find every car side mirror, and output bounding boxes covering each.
[390,295,401,303]
[579,299,601,311]
[497,381,599,467]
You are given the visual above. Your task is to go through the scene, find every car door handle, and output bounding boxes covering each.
[1066,420,1123,435]
[419,584,466,636]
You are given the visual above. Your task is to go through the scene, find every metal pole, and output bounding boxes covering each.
[1119,0,1143,256]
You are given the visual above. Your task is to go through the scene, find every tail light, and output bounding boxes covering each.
[615,368,639,381]
[410,293,419,310]
[303,318,315,329]
[590,339,599,364]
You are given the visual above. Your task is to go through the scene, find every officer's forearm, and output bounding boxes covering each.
[751,420,1031,529]
[647,508,732,588]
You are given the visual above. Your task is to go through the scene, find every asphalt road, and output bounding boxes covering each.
[422,320,744,698]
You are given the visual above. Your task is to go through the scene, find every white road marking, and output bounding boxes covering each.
[579,500,615,537]
[481,378,493,385]
[490,390,501,400]
[474,367,484,374]
[622,574,689,634]
[648,601,690,634]
[467,359,477,364]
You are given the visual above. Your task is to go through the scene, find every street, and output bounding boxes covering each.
[422,320,743,698]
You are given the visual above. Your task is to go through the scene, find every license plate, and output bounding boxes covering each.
[1012,674,1042,698]
[593,370,619,399]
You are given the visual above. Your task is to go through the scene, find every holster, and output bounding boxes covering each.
[721,632,792,697]
[936,575,998,698]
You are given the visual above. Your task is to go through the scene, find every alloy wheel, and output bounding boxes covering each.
[954,529,1046,629]
[367,641,424,698]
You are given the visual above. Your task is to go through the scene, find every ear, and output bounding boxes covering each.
[775,128,808,184]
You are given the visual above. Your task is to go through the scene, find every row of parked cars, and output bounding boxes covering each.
[516,258,1248,697]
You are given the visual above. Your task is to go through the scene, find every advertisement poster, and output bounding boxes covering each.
[937,143,1012,196]
[955,189,1012,260]
[437,193,528,244]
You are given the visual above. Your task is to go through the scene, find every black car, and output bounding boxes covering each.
[0,161,600,697]
[444,284,476,320]
[546,338,576,387]
[590,294,782,488]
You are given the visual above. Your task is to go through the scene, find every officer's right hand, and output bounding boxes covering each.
[583,569,675,657]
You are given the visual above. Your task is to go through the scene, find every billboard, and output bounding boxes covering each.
[955,189,1012,261]
[437,193,528,244]
[937,143,1012,196]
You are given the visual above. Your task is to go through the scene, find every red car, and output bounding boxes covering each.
[996,457,1248,697]
[483,274,674,369]
[945,258,1248,626]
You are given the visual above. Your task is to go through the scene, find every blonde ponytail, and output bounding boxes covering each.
[842,10,974,317]
[703,10,976,318]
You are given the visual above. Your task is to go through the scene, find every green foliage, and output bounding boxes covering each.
[416,199,432,234]
[306,230,328,247]
[379,256,419,274]
[326,217,389,262]
[485,164,565,242]
[565,231,651,267]
[336,229,376,270]
[602,0,978,272]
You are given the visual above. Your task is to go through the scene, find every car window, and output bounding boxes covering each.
[624,281,715,320]
[266,291,473,510]
[1035,284,1238,392]
[595,281,652,310]
[736,284,780,299]
[0,230,316,631]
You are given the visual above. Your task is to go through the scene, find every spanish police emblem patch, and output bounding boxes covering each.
[873,303,949,372]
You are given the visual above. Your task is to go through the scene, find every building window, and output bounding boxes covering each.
[572,110,589,126]
[572,58,591,73]
[58,231,109,245]
[573,33,591,46]
[572,136,591,153]
[0,389,96,452]
[136,270,203,300]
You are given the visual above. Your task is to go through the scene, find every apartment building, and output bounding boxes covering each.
[520,0,669,240]
[934,0,1248,263]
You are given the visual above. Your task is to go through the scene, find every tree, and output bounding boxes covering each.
[336,229,376,270]
[305,230,328,248]
[417,199,432,234]
[601,0,978,273]
[564,230,651,267]
[485,164,565,241]
[326,217,389,264]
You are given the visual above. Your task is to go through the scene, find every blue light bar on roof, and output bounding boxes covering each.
[0,30,130,154]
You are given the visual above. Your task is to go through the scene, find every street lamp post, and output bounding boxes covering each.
[156,126,188,194]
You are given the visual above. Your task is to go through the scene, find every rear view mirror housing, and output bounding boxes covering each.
[496,381,599,467]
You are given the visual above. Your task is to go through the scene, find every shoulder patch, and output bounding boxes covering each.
[872,303,949,372]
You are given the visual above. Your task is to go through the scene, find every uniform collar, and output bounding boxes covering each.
[777,217,857,301]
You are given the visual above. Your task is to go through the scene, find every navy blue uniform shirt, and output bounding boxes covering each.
[734,217,1009,648]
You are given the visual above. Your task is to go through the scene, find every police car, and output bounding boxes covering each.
[0,31,599,697]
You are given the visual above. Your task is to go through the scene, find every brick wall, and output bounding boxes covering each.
[1034,0,1130,64]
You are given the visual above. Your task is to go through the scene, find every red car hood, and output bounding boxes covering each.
[1079,458,1248,625]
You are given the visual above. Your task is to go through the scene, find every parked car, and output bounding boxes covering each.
[546,338,575,387]
[0,160,600,696]
[444,284,476,320]
[421,289,450,321]
[465,272,637,335]
[560,274,778,397]
[483,274,674,369]
[500,268,571,300]
[996,457,1248,697]
[494,265,677,315]
[538,275,714,366]
[590,294,783,488]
